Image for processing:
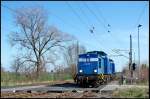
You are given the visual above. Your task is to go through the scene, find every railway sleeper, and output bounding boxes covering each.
[91,90,100,93]
[46,90,65,93]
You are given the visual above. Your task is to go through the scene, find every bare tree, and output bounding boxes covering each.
[11,55,23,76]
[9,7,73,78]
[63,42,86,79]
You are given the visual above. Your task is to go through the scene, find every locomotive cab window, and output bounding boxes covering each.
[79,58,86,62]
[90,58,98,61]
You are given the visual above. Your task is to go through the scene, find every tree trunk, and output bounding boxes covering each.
[36,62,39,79]
[36,61,40,79]
[36,57,43,79]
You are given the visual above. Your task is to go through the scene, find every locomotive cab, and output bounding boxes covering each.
[78,53,99,75]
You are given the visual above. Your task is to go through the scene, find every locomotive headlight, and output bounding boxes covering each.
[79,70,83,73]
[94,69,97,73]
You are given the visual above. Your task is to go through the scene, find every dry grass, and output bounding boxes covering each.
[112,87,149,98]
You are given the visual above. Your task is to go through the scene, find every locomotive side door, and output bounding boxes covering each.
[98,58,104,73]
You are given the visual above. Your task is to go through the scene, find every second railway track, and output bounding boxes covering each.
[1,82,106,93]
[1,81,119,98]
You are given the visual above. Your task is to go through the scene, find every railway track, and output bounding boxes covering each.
[1,87,105,98]
[1,81,118,98]
[1,83,106,93]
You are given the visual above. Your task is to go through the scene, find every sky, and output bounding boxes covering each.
[1,1,149,72]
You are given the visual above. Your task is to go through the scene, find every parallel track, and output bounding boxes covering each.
[1,82,107,98]
[1,81,121,98]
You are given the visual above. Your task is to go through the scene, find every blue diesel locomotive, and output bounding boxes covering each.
[75,51,115,87]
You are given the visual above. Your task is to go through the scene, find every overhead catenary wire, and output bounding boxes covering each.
[65,1,91,30]
[51,2,109,53]
[2,2,116,50]
[127,4,148,35]
[65,1,108,51]
[133,4,148,28]
[91,3,124,47]
[83,2,110,32]
[82,2,124,49]
[1,4,102,52]
[91,2,110,27]
[1,3,121,67]
[3,3,137,57]
[87,2,142,50]
[96,12,124,47]
[2,4,90,38]
[78,3,107,37]
[65,1,106,50]
[1,4,19,14]
[78,2,119,55]
[96,14,124,48]
[3,3,93,35]
[129,4,148,62]
[78,3,94,29]
[83,2,109,31]
[77,3,115,55]
[77,3,107,49]
[79,2,109,36]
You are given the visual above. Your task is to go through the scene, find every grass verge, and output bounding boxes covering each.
[112,87,149,98]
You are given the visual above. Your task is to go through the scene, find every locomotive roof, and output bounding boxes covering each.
[86,51,107,56]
